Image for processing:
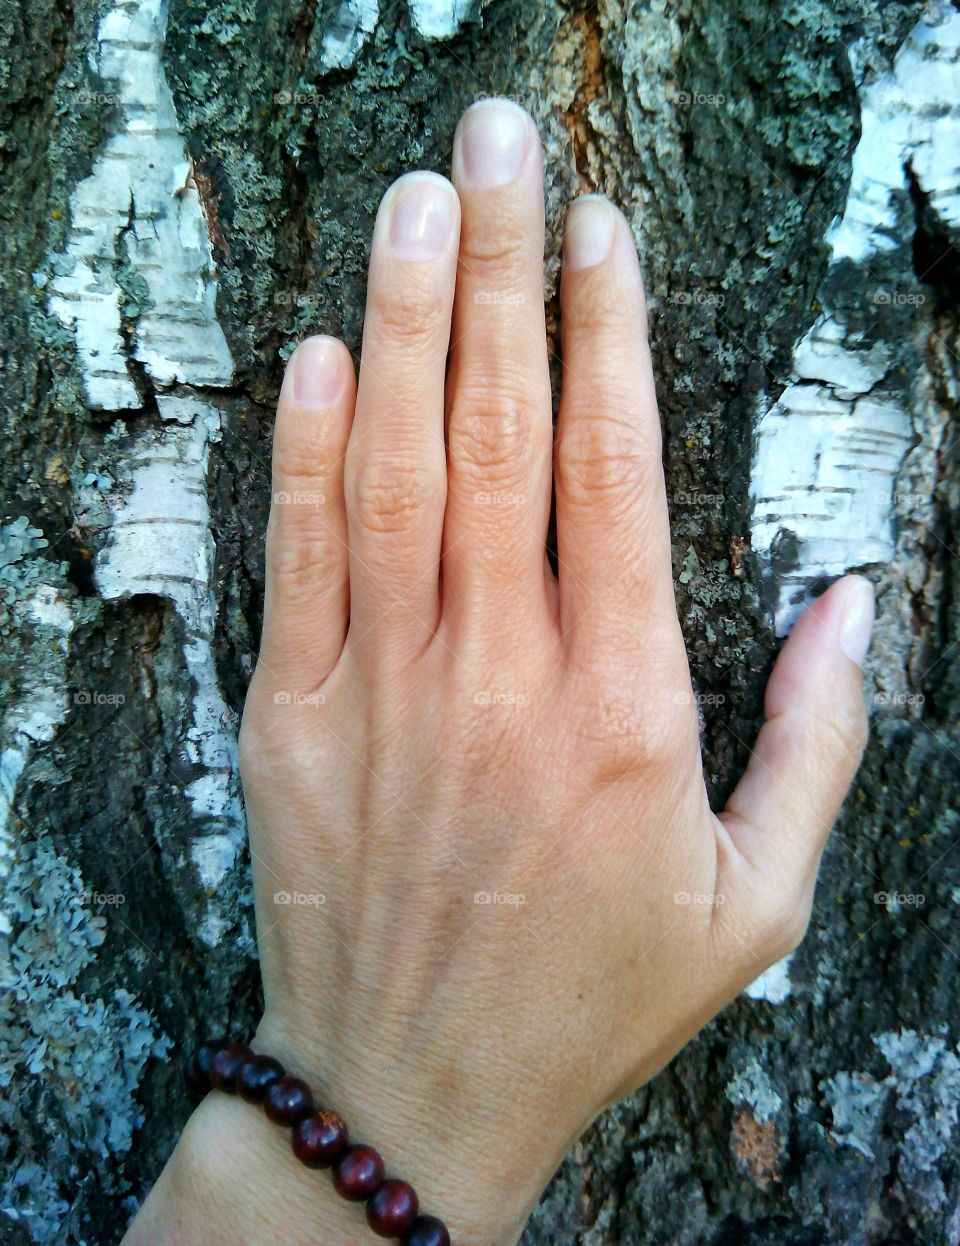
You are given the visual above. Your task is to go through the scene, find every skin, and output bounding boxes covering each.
[124,101,873,1246]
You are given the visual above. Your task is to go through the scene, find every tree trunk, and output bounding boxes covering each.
[2,0,958,1242]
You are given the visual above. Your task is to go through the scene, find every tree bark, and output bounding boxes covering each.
[2,0,958,1242]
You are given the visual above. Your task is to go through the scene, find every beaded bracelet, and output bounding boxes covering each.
[185,1039,450,1246]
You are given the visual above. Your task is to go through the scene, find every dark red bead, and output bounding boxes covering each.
[400,1215,451,1246]
[263,1076,313,1125]
[292,1110,349,1168]
[184,1038,230,1100]
[208,1043,251,1092]
[236,1054,285,1103]
[332,1144,385,1201]
[366,1179,419,1237]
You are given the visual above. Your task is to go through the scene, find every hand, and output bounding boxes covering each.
[127,99,872,1246]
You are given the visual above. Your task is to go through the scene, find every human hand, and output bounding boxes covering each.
[128,99,872,1246]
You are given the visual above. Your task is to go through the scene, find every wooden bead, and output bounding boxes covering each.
[366,1179,419,1237]
[208,1042,251,1092]
[184,1038,229,1101]
[400,1215,451,1246]
[292,1110,349,1168]
[263,1076,313,1125]
[236,1054,285,1103]
[331,1144,385,1201]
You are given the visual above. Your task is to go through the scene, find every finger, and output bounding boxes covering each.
[443,100,554,643]
[555,196,682,669]
[259,336,356,690]
[344,172,460,663]
[716,576,873,956]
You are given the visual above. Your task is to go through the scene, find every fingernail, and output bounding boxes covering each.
[840,577,875,667]
[388,173,456,261]
[457,100,530,190]
[292,336,344,407]
[564,196,617,271]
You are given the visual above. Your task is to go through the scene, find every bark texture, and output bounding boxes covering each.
[1,0,958,1243]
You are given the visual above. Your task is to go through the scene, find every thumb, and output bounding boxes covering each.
[715,575,873,955]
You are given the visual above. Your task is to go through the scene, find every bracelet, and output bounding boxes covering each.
[185,1039,450,1246]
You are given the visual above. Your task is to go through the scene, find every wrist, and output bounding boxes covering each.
[124,1035,546,1246]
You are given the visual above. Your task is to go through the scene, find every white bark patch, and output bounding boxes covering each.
[750,9,960,635]
[43,0,245,942]
[744,955,793,1005]
[321,0,380,70]
[94,396,245,942]
[408,0,473,40]
[48,0,233,410]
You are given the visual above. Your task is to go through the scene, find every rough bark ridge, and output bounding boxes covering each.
[1,0,958,1242]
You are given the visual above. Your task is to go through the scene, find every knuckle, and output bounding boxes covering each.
[448,385,541,484]
[565,285,631,337]
[267,522,342,590]
[458,225,532,284]
[569,678,682,777]
[272,434,339,494]
[811,701,869,766]
[369,277,448,347]
[347,455,444,536]
[556,413,658,507]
